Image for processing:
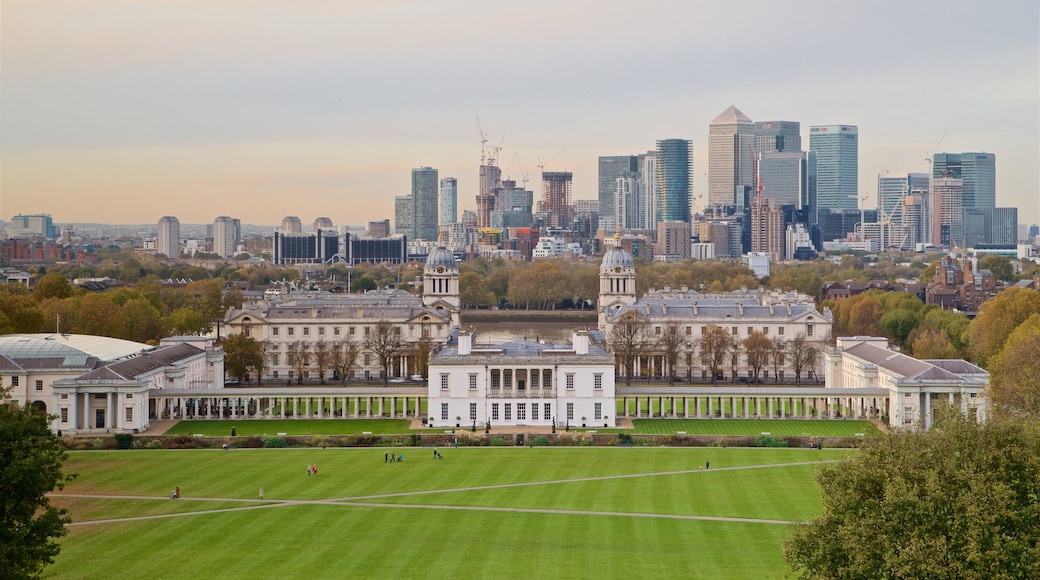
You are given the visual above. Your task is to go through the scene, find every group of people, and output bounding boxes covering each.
[432,448,443,459]
[170,486,180,499]
[306,464,318,475]
[385,452,404,463]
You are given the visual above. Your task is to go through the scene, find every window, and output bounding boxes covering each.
[566,403,574,421]
[504,403,512,421]
[747,327,753,335]
[531,403,539,421]
[168,377,174,384]
[125,407,133,423]
[60,394,68,400]
[731,326,738,335]
[504,369,513,389]
[11,377,18,386]
[365,327,370,336]
[806,324,814,337]
[126,393,133,399]
[544,403,552,421]
[469,402,477,421]
[594,402,602,420]
[288,327,295,336]
[441,403,448,421]
[349,327,356,336]
[318,327,325,336]
[469,374,477,390]
[566,374,574,390]
[655,326,661,335]
[763,327,769,334]
[334,327,340,336]
[440,374,449,390]
[272,354,279,366]
[543,369,552,389]
[60,408,68,423]
[303,327,310,336]
[288,354,296,366]
[701,327,707,335]
[491,403,499,421]
[273,371,279,378]
[244,327,251,338]
[491,370,501,389]
[35,380,43,391]
[517,403,526,421]
[685,326,692,335]
[272,328,279,336]
[364,354,370,365]
[594,374,602,390]
[531,370,539,389]
[778,327,785,336]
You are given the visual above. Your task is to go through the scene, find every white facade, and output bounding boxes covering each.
[157,216,180,258]
[428,330,616,429]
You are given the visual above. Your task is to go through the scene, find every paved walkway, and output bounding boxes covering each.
[57,459,834,528]
[410,417,634,432]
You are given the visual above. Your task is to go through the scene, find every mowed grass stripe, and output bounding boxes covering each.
[626,418,880,436]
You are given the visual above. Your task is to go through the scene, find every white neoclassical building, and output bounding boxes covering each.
[0,334,223,434]
[223,247,461,381]
[428,329,616,429]
[824,336,987,429]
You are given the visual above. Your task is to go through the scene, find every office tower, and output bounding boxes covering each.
[9,214,56,238]
[877,174,908,224]
[655,139,693,224]
[598,155,639,231]
[640,151,659,229]
[367,219,391,238]
[901,194,925,248]
[409,167,439,240]
[490,179,534,228]
[574,200,599,215]
[754,121,801,154]
[991,208,1019,245]
[820,208,876,244]
[758,151,816,212]
[750,196,785,262]
[786,223,815,260]
[157,216,180,258]
[708,106,755,207]
[313,217,334,231]
[655,221,691,260]
[932,152,996,209]
[931,172,963,247]
[461,210,477,228]
[212,216,239,258]
[439,177,458,228]
[962,207,1019,247]
[281,216,302,233]
[394,196,412,237]
[809,125,858,224]
[538,171,573,227]
[273,229,339,265]
[476,164,502,228]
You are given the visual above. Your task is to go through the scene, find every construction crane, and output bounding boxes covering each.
[476,115,488,165]
[537,148,566,174]
[924,129,949,169]
[515,152,530,189]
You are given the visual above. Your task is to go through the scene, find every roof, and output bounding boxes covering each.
[601,246,634,270]
[425,247,457,271]
[77,343,204,381]
[711,105,752,125]
[842,342,978,382]
[0,334,151,362]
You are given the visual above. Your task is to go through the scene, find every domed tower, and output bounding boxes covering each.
[423,247,460,327]
[598,245,637,329]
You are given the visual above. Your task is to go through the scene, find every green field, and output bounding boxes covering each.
[48,447,854,579]
[162,419,412,436]
[624,419,881,437]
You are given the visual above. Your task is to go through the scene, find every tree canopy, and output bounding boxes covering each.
[987,312,1040,419]
[784,407,1040,579]
[0,392,74,579]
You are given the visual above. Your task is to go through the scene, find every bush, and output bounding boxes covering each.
[530,436,551,447]
[617,432,633,444]
[262,436,287,448]
[490,437,508,446]
[114,433,133,449]
[753,434,788,448]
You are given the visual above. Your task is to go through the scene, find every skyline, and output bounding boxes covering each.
[2,1,1038,227]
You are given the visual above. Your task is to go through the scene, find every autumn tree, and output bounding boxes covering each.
[408,335,436,379]
[0,289,47,334]
[221,333,264,384]
[165,307,210,336]
[742,330,772,384]
[657,323,686,384]
[607,310,650,385]
[784,407,1040,580]
[311,339,331,384]
[787,334,819,385]
[987,313,1040,419]
[965,287,1040,367]
[699,324,735,386]
[287,341,311,384]
[31,273,75,302]
[119,298,164,344]
[0,391,74,580]
[770,337,786,384]
[910,327,960,359]
[365,321,404,386]
[330,337,360,384]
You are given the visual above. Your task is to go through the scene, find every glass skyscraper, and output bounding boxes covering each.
[439,177,457,229]
[809,125,858,224]
[708,106,754,207]
[754,121,801,154]
[932,152,995,209]
[598,155,639,231]
[411,166,439,240]
[655,139,693,224]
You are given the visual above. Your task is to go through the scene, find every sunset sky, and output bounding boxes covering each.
[3,0,1038,227]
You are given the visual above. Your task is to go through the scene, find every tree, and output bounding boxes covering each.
[786,334,817,385]
[783,407,1040,580]
[365,321,404,386]
[910,327,959,359]
[770,337,786,384]
[408,335,436,379]
[607,311,650,386]
[221,334,263,384]
[742,331,772,383]
[979,254,1014,282]
[312,339,331,384]
[288,341,311,384]
[330,337,360,384]
[657,323,685,385]
[165,307,209,336]
[966,287,1040,367]
[0,391,74,579]
[31,273,75,302]
[699,325,735,386]
[987,313,1040,419]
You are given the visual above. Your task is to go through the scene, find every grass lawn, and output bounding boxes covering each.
[161,419,412,436]
[48,447,854,579]
[618,419,882,437]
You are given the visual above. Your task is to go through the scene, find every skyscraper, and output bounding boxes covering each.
[931,173,963,247]
[212,216,239,258]
[640,151,659,230]
[758,151,816,211]
[476,164,502,229]
[598,155,639,231]
[655,139,693,224]
[750,196,785,262]
[538,172,574,227]
[708,106,755,207]
[439,177,458,228]
[754,121,801,154]
[281,216,302,233]
[932,152,996,209]
[157,216,180,258]
[411,167,439,240]
[809,125,858,224]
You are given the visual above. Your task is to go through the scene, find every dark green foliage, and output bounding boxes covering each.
[490,437,508,446]
[262,437,287,448]
[0,395,74,579]
[530,436,550,447]
[753,434,788,448]
[114,434,133,449]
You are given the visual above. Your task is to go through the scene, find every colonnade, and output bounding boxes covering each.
[151,394,426,421]
[619,393,886,420]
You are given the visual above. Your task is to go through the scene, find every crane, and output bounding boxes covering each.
[515,152,530,189]
[537,148,566,174]
[476,115,488,165]
[924,129,949,169]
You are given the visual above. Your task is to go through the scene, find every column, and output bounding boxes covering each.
[683,397,689,418]
[391,397,397,418]
[83,393,91,429]
[708,396,713,418]
[635,397,641,417]
[768,397,774,418]
[378,397,384,417]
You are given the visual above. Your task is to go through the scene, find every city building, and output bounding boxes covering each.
[411,167,439,240]
[212,216,240,258]
[367,219,391,239]
[273,229,339,265]
[439,177,458,228]
[394,195,413,237]
[537,171,574,227]
[962,207,1018,248]
[313,217,334,231]
[655,139,693,224]
[490,180,534,228]
[749,196,785,262]
[925,255,997,313]
[754,120,801,154]
[758,150,816,213]
[932,173,963,247]
[809,125,858,224]
[708,106,755,207]
[8,214,57,238]
[281,216,303,233]
[157,216,180,258]
[476,162,502,229]
[344,234,408,265]
[932,152,996,209]
[598,155,640,231]
[654,221,691,261]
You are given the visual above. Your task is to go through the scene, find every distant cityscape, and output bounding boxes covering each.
[2,105,1037,269]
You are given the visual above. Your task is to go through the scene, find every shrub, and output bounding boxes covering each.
[262,436,287,448]
[753,434,788,448]
[114,433,133,449]
[454,429,486,446]
[617,432,633,444]
[555,431,593,446]
[490,437,508,446]
[531,436,551,447]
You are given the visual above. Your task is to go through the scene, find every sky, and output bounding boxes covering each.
[2,0,1038,228]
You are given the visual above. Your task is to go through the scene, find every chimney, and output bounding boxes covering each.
[572,330,589,355]
[458,330,473,355]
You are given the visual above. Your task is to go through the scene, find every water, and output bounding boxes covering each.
[465,322,589,346]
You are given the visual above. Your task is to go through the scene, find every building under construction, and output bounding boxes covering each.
[538,171,574,227]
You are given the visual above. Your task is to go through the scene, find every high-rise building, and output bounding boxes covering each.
[490,179,534,228]
[750,196,785,262]
[758,151,816,212]
[614,175,640,230]
[212,216,239,258]
[313,217,334,231]
[439,177,458,228]
[598,155,639,231]
[962,207,1019,247]
[281,216,302,233]
[476,164,502,228]
[655,139,693,224]
[655,221,691,260]
[708,106,755,207]
[394,196,412,237]
[754,121,801,154]
[157,216,180,258]
[538,172,573,227]
[932,153,996,209]
[901,194,926,248]
[9,214,56,238]
[411,167,439,240]
[931,173,963,247]
[809,125,858,224]
[640,151,659,230]
[367,219,391,238]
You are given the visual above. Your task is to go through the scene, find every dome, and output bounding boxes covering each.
[601,246,634,271]
[425,247,457,272]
